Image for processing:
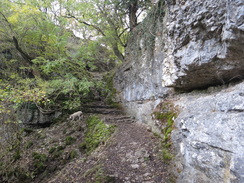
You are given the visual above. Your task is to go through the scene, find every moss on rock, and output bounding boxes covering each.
[152,102,178,162]
[84,115,115,154]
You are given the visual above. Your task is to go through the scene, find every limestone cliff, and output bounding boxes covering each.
[114,0,244,182]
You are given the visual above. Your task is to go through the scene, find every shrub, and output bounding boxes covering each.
[65,136,76,145]
[69,150,77,159]
[78,142,87,152]
[32,152,48,175]
[13,149,21,161]
[25,141,34,149]
[84,115,115,154]
[49,147,56,154]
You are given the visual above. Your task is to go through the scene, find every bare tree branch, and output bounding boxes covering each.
[12,36,33,65]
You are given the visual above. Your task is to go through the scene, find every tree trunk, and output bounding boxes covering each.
[12,36,40,78]
[112,42,124,62]
[129,1,138,31]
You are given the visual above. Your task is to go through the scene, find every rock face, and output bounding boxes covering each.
[114,1,170,132]
[163,0,244,91]
[114,0,244,182]
[19,103,62,127]
[172,83,244,182]
[114,1,168,102]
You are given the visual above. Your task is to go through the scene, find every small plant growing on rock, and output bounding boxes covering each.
[52,150,64,160]
[161,149,173,161]
[65,136,76,145]
[152,102,178,162]
[49,147,57,154]
[49,145,65,159]
[25,141,34,149]
[12,167,31,182]
[69,149,78,159]
[20,128,34,136]
[32,152,47,161]
[13,149,21,162]
[84,164,116,183]
[83,115,115,154]
[63,128,67,134]
[32,152,48,175]
[57,145,65,151]
[78,142,87,152]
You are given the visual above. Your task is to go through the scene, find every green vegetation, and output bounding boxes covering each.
[32,152,48,175]
[48,147,57,154]
[161,149,173,161]
[13,149,21,162]
[25,141,34,149]
[101,71,118,105]
[0,0,153,118]
[48,145,79,161]
[78,142,87,153]
[152,102,177,162]
[32,152,48,161]
[49,145,65,160]
[84,164,116,183]
[0,0,156,182]
[57,145,65,151]
[83,116,115,154]
[65,136,76,145]
[129,0,165,59]
[69,149,78,159]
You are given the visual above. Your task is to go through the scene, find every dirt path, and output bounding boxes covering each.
[47,111,172,183]
[102,118,171,182]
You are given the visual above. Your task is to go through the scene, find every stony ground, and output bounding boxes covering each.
[44,105,174,183]
[1,101,173,183]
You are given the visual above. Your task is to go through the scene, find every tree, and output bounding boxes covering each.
[0,0,154,112]
[0,0,72,78]
[0,1,156,180]
[0,0,96,110]
[115,0,151,31]
[58,0,152,61]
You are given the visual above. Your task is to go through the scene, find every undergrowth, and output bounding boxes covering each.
[82,115,115,154]
[152,102,178,162]
[83,164,116,183]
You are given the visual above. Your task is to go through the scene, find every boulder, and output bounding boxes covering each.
[19,103,62,127]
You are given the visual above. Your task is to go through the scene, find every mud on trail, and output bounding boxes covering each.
[46,107,173,183]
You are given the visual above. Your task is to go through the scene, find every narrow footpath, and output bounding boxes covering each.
[47,103,173,183]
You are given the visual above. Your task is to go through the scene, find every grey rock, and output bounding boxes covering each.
[19,103,62,127]
[115,0,244,96]
[131,164,140,169]
[172,82,244,182]
[114,2,170,103]
[162,0,244,91]
[114,0,244,182]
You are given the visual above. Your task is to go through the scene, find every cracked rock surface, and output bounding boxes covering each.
[172,82,244,183]
[163,0,244,90]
